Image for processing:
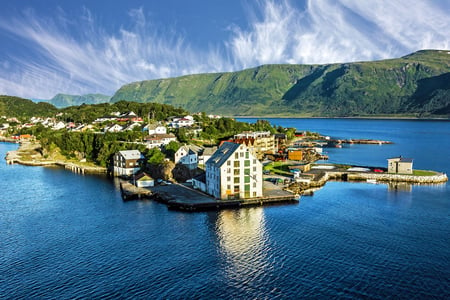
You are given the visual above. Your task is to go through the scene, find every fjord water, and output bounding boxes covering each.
[1,119,449,299]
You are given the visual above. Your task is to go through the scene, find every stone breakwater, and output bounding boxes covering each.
[290,170,448,195]
[328,171,448,184]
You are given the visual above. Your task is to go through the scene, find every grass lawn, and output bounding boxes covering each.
[263,161,292,176]
[413,170,437,176]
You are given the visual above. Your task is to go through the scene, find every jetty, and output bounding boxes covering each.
[120,181,152,201]
[288,163,448,195]
[150,182,298,212]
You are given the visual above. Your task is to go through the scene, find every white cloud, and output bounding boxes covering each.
[229,0,450,65]
[0,0,448,99]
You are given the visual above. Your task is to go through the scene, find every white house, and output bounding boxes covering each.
[52,121,66,130]
[144,123,167,135]
[104,124,123,133]
[175,145,199,170]
[113,150,144,177]
[205,142,263,200]
[198,146,217,165]
[170,115,195,128]
[145,133,177,149]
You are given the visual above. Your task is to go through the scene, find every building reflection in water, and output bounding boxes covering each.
[388,182,413,193]
[214,208,272,287]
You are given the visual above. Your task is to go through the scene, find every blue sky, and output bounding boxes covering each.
[0,0,449,99]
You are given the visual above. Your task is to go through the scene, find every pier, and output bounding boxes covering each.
[150,182,299,212]
[120,181,152,201]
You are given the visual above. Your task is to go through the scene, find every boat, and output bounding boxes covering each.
[366,179,377,184]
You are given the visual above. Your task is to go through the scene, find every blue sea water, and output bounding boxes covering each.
[1,119,449,299]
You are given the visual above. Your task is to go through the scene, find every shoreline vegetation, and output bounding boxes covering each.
[3,139,106,174]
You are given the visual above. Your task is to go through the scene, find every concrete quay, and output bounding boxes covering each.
[150,182,298,212]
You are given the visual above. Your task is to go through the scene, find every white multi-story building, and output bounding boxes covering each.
[206,142,263,200]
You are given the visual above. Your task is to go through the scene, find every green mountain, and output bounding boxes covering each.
[0,95,58,119]
[48,93,111,108]
[111,50,450,117]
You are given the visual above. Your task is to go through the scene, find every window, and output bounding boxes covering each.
[240,152,244,157]
[244,176,250,183]
[244,160,250,167]
[253,182,257,188]
[227,168,231,173]
[235,153,239,159]
[253,159,256,164]
[253,192,257,197]
[244,168,250,175]
[245,151,249,159]
[244,184,250,191]
[227,176,231,182]
[234,177,240,184]
[234,186,239,193]
[227,160,231,166]
[234,161,240,168]
[234,169,240,175]
[253,166,256,172]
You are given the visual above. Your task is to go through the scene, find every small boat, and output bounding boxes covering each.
[366,179,377,184]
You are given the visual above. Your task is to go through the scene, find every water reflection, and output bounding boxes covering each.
[388,182,413,192]
[214,208,272,287]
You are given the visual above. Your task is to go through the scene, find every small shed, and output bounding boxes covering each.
[134,172,154,187]
[287,149,303,161]
[387,156,413,174]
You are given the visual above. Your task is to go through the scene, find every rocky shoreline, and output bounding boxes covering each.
[4,140,107,174]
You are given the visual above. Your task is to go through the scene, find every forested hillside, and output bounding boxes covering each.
[111,50,450,117]
[0,95,58,119]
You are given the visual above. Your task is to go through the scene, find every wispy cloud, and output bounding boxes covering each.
[0,8,231,99]
[229,0,450,66]
[0,0,448,99]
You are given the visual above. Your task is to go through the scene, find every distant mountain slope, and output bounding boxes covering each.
[0,95,57,118]
[48,93,111,108]
[111,50,450,117]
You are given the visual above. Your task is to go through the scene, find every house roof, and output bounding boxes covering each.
[119,150,143,160]
[135,172,153,181]
[388,156,413,163]
[206,142,241,168]
[202,146,217,156]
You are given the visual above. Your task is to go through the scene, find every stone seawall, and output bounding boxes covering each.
[328,171,448,184]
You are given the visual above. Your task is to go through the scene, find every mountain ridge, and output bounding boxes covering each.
[45,93,111,108]
[111,50,450,117]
